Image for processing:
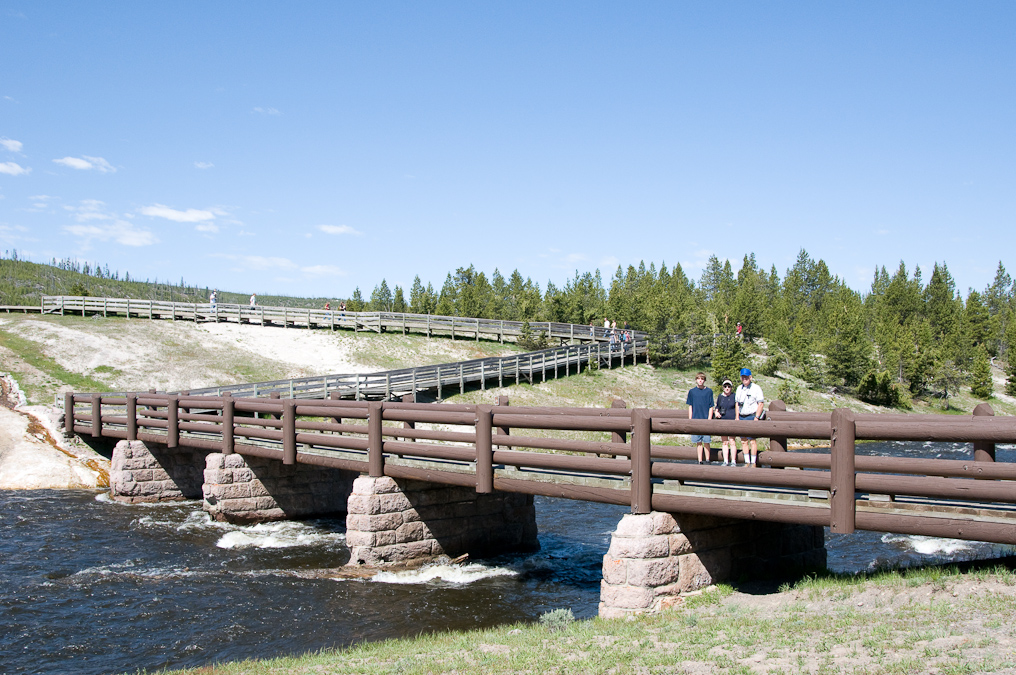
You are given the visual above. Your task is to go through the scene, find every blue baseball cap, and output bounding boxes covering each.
[740,368,752,377]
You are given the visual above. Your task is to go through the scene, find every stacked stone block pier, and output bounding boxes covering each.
[599,511,826,618]
[345,476,539,566]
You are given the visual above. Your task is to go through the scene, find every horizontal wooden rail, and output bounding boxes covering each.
[65,392,1016,544]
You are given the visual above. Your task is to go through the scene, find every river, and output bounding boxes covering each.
[1,441,1014,675]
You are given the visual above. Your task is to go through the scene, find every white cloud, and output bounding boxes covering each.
[252,107,282,116]
[565,252,587,264]
[65,221,157,247]
[194,161,214,169]
[139,203,215,223]
[62,200,156,247]
[0,138,22,152]
[53,155,116,173]
[212,254,297,271]
[195,223,219,233]
[0,161,29,176]
[600,256,619,268]
[318,224,362,236]
[301,264,345,277]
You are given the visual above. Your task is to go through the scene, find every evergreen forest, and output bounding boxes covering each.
[3,248,1015,407]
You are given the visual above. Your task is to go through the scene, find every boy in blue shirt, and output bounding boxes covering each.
[686,372,715,464]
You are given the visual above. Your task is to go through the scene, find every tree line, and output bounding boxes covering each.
[4,248,1014,406]
[352,251,1016,406]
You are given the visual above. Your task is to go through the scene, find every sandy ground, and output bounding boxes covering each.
[0,374,109,489]
[0,316,521,489]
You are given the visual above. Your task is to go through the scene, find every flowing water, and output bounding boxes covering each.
[1,441,1014,675]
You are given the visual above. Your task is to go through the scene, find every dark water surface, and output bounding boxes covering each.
[1,441,1014,675]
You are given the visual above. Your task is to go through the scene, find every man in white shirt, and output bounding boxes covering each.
[735,368,764,467]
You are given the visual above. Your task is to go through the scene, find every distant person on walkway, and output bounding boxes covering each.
[610,320,617,331]
[736,322,743,340]
[714,378,737,465]
[323,301,331,319]
[603,317,610,329]
[249,293,257,309]
[210,290,217,311]
[735,368,764,466]
[339,301,346,316]
[687,372,715,464]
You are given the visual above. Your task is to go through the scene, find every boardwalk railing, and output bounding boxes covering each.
[72,339,647,402]
[66,393,1016,545]
[40,296,646,345]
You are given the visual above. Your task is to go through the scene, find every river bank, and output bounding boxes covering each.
[157,563,1016,675]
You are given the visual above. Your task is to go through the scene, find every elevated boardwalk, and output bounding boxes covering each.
[40,295,642,345]
[45,295,648,402]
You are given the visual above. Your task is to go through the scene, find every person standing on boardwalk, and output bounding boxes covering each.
[735,368,764,466]
[714,378,737,465]
[210,290,217,311]
[687,372,715,464]
[249,293,257,312]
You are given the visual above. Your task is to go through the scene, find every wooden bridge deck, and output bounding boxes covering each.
[67,393,1016,546]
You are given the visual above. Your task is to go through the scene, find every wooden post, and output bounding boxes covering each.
[270,391,282,420]
[515,356,520,385]
[830,408,856,534]
[328,391,343,434]
[459,362,464,395]
[90,394,103,438]
[495,395,510,441]
[401,393,415,441]
[528,354,533,384]
[768,399,788,454]
[282,399,297,465]
[126,393,137,441]
[475,317,480,341]
[64,392,74,435]
[385,373,391,401]
[221,392,234,454]
[973,402,995,462]
[498,359,503,388]
[167,395,179,448]
[631,409,651,514]
[368,401,384,477]
[475,404,493,494]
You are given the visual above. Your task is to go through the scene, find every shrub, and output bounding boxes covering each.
[539,608,575,632]
[517,321,549,350]
[857,370,908,409]
[758,354,781,377]
[776,380,802,406]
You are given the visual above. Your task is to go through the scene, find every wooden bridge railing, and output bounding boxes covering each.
[66,392,1016,545]
[40,295,647,345]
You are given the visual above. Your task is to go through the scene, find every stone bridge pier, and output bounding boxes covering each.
[599,511,826,618]
[344,476,539,566]
[109,440,357,522]
[108,441,539,563]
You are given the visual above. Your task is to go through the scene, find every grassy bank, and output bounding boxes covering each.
[155,565,1016,675]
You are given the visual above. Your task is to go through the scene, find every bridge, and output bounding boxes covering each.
[66,390,1016,616]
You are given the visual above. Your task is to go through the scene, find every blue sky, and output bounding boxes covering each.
[1,2,1014,299]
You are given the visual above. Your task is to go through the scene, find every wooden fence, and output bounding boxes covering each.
[40,296,645,345]
[66,392,1016,545]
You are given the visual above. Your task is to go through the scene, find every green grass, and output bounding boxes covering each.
[0,325,108,401]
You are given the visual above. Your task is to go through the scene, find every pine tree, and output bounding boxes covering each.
[392,286,407,313]
[1005,320,1016,397]
[970,344,993,399]
[711,333,748,384]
